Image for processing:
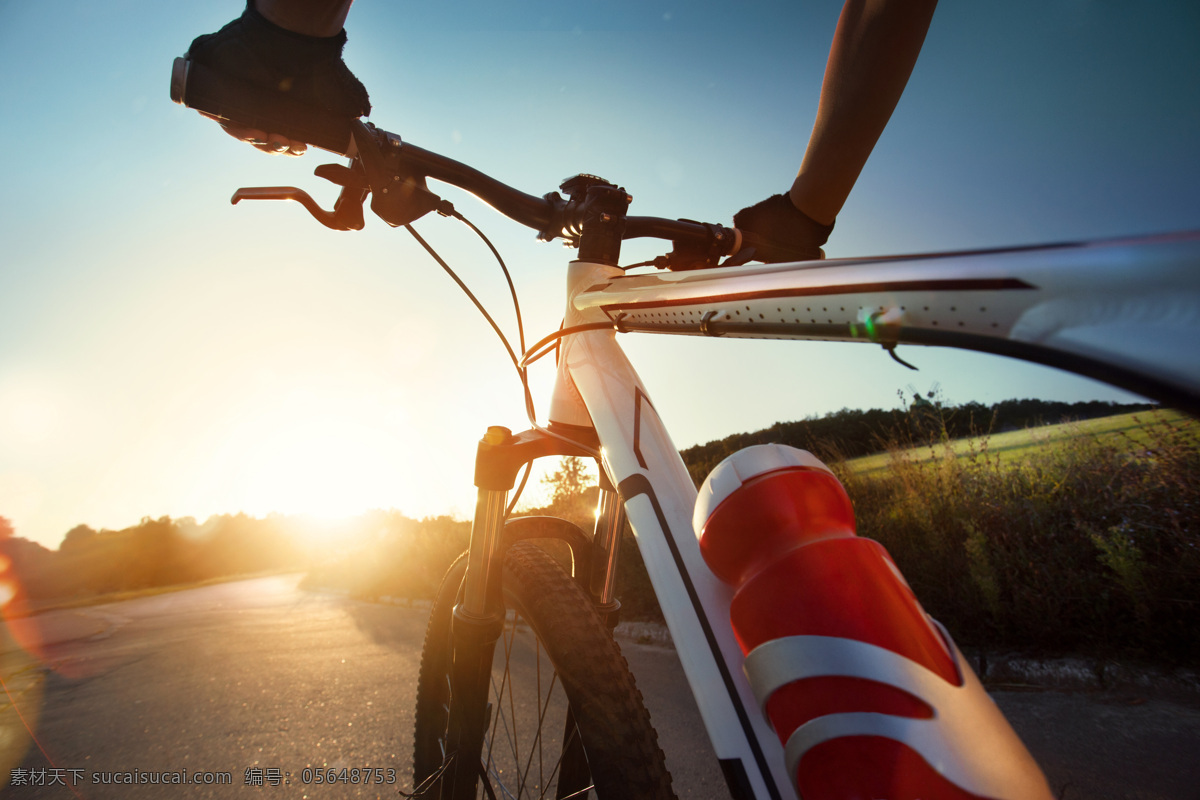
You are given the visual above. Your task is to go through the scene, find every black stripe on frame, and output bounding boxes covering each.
[617,473,783,800]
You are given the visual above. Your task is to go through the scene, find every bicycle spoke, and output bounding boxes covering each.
[486,674,521,794]
[543,721,593,800]
[477,609,586,799]
[415,546,670,800]
[555,784,597,800]
[479,611,575,799]
[486,765,519,800]
[488,611,522,796]
[517,649,563,798]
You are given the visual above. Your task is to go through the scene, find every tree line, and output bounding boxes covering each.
[0,511,470,610]
[680,396,1153,486]
[0,514,306,607]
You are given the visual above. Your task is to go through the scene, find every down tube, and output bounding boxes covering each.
[562,328,795,800]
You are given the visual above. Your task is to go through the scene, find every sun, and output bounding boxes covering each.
[227,395,410,524]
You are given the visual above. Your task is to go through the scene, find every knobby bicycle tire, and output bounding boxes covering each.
[413,541,677,799]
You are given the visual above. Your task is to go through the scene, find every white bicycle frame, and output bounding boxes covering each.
[542,232,1200,800]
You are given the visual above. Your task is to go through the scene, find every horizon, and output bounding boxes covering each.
[2,1,1198,548]
[4,395,1160,550]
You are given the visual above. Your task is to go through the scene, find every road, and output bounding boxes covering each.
[0,575,1195,799]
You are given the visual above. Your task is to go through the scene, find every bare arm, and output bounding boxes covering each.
[791,0,938,225]
[256,0,353,37]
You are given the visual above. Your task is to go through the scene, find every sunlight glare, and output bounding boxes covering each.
[228,391,413,526]
[0,378,60,446]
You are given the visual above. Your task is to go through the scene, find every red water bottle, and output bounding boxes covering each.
[694,444,1050,800]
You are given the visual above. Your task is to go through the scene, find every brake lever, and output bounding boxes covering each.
[231,158,369,231]
[231,186,341,229]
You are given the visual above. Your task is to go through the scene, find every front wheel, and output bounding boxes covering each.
[413,541,676,799]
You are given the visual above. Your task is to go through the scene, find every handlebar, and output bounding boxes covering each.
[171,56,745,269]
[353,126,742,264]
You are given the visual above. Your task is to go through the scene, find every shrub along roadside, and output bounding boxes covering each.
[833,411,1199,664]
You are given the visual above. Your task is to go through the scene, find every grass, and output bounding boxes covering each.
[831,409,1200,663]
[843,409,1198,476]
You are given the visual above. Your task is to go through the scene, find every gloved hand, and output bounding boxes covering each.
[732,193,835,263]
[184,1,370,155]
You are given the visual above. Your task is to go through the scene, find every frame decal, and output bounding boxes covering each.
[633,386,656,470]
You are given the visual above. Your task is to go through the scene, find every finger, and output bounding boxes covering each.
[262,133,290,154]
[264,133,306,157]
[198,112,306,156]
[200,112,264,143]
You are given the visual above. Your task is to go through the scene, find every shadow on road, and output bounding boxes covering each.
[338,599,428,655]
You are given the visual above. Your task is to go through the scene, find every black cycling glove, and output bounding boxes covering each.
[185,1,370,126]
[732,193,834,262]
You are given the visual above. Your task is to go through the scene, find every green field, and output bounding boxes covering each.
[843,409,1197,476]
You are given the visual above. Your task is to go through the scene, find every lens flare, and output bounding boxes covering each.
[0,528,50,785]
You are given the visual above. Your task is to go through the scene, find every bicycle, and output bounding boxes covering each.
[171,57,1200,800]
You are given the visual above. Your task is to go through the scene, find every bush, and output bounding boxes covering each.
[834,410,1200,663]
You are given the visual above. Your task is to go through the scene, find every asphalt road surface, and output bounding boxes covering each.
[0,575,1195,799]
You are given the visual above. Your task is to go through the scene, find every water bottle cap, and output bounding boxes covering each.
[693,444,833,538]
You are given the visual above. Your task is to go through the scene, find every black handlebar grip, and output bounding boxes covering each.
[170,57,354,156]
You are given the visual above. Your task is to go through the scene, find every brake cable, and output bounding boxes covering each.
[403,209,607,513]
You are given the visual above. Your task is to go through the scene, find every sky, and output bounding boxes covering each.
[1,1,1198,548]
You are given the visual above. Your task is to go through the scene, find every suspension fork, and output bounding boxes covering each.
[440,427,508,800]
[589,471,627,625]
[442,424,600,798]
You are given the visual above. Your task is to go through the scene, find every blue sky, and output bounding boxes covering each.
[1,1,1198,547]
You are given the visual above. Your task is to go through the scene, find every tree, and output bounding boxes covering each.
[542,457,596,526]
[545,456,588,505]
[61,524,97,550]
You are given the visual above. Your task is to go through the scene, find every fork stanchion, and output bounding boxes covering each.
[589,480,626,626]
[460,486,509,620]
[694,444,1052,800]
[441,427,514,799]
